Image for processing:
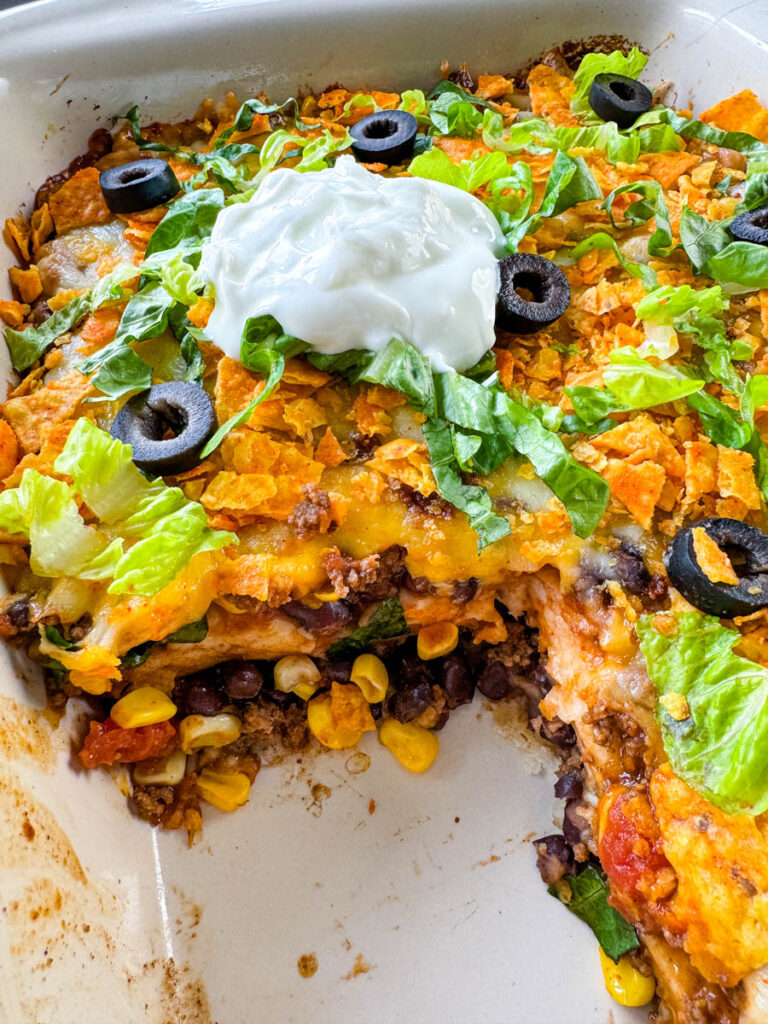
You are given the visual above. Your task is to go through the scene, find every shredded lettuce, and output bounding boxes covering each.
[570,47,649,117]
[0,420,234,596]
[565,349,704,427]
[601,180,674,256]
[425,81,496,138]
[638,612,768,816]
[570,232,658,291]
[311,338,609,542]
[409,147,509,192]
[255,128,352,181]
[201,315,307,457]
[4,262,137,372]
[0,469,123,580]
[680,205,768,289]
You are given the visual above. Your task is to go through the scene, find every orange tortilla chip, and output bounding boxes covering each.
[48,167,112,234]
[639,152,701,189]
[201,472,278,511]
[0,300,29,329]
[8,266,42,304]
[701,90,768,143]
[716,446,761,510]
[314,427,346,467]
[692,527,739,585]
[684,439,718,503]
[527,64,578,126]
[2,372,94,454]
[476,75,513,100]
[367,438,437,497]
[603,459,666,529]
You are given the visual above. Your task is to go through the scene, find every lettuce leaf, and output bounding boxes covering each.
[409,147,509,192]
[201,315,307,457]
[422,418,511,547]
[327,597,408,658]
[426,81,496,138]
[638,611,768,815]
[647,107,768,158]
[570,232,658,291]
[4,262,137,372]
[548,865,639,962]
[565,349,705,426]
[0,419,239,596]
[602,180,674,256]
[635,283,729,323]
[570,47,648,117]
[144,188,225,257]
[0,469,123,580]
[680,205,768,288]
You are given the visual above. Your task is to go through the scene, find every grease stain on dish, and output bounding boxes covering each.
[297,952,319,978]
[342,952,374,980]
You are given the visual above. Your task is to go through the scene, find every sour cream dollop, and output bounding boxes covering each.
[199,156,505,373]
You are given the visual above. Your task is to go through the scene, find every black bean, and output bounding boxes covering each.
[563,798,591,848]
[476,660,512,700]
[402,573,436,595]
[369,701,383,721]
[431,708,450,732]
[319,658,353,685]
[451,578,479,604]
[282,600,353,632]
[219,660,263,700]
[6,597,30,629]
[175,674,224,716]
[389,680,433,722]
[554,771,584,801]
[534,834,574,885]
[439,653,475,709]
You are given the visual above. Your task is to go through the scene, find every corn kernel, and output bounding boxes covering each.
[273,655,321,693]
[350,654,389,703]
[196,769,251,812]
[133,749,187,787]
[417,622,459,661]
[379,718,439,773]
[293,681,320,702]
[111,686,176,729]
[307,682,376,750]
[600,949,655,1007]
[179,713,242,753]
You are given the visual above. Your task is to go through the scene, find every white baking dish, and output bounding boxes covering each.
[1,1,767,1021]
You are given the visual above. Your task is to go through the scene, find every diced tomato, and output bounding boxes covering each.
[79,717,177,769]
[599,788,670,895]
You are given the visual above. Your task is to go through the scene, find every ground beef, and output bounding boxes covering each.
[287,485,333,540]
[35,128,113,208]
[396,483,453,519]
[241,695,309,751]
[583,700,648,776]
[349,432,383,459]
[132,775,202,839]
[448,64,474,91]
[322,544,406,601]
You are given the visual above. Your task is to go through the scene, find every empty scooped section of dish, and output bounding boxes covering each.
[1,1,767,1022]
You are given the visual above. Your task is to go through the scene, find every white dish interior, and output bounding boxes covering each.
[1,1,767,1020]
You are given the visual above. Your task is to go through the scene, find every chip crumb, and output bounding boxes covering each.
[659,692,691,722]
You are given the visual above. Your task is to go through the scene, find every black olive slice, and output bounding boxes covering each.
[350,111,418,166]
[664,517,768,617]
[729,206,768,246]
[588,73,653,130]
[99,159,181,215]
[496,253,570,335]
[110,382,216,476]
